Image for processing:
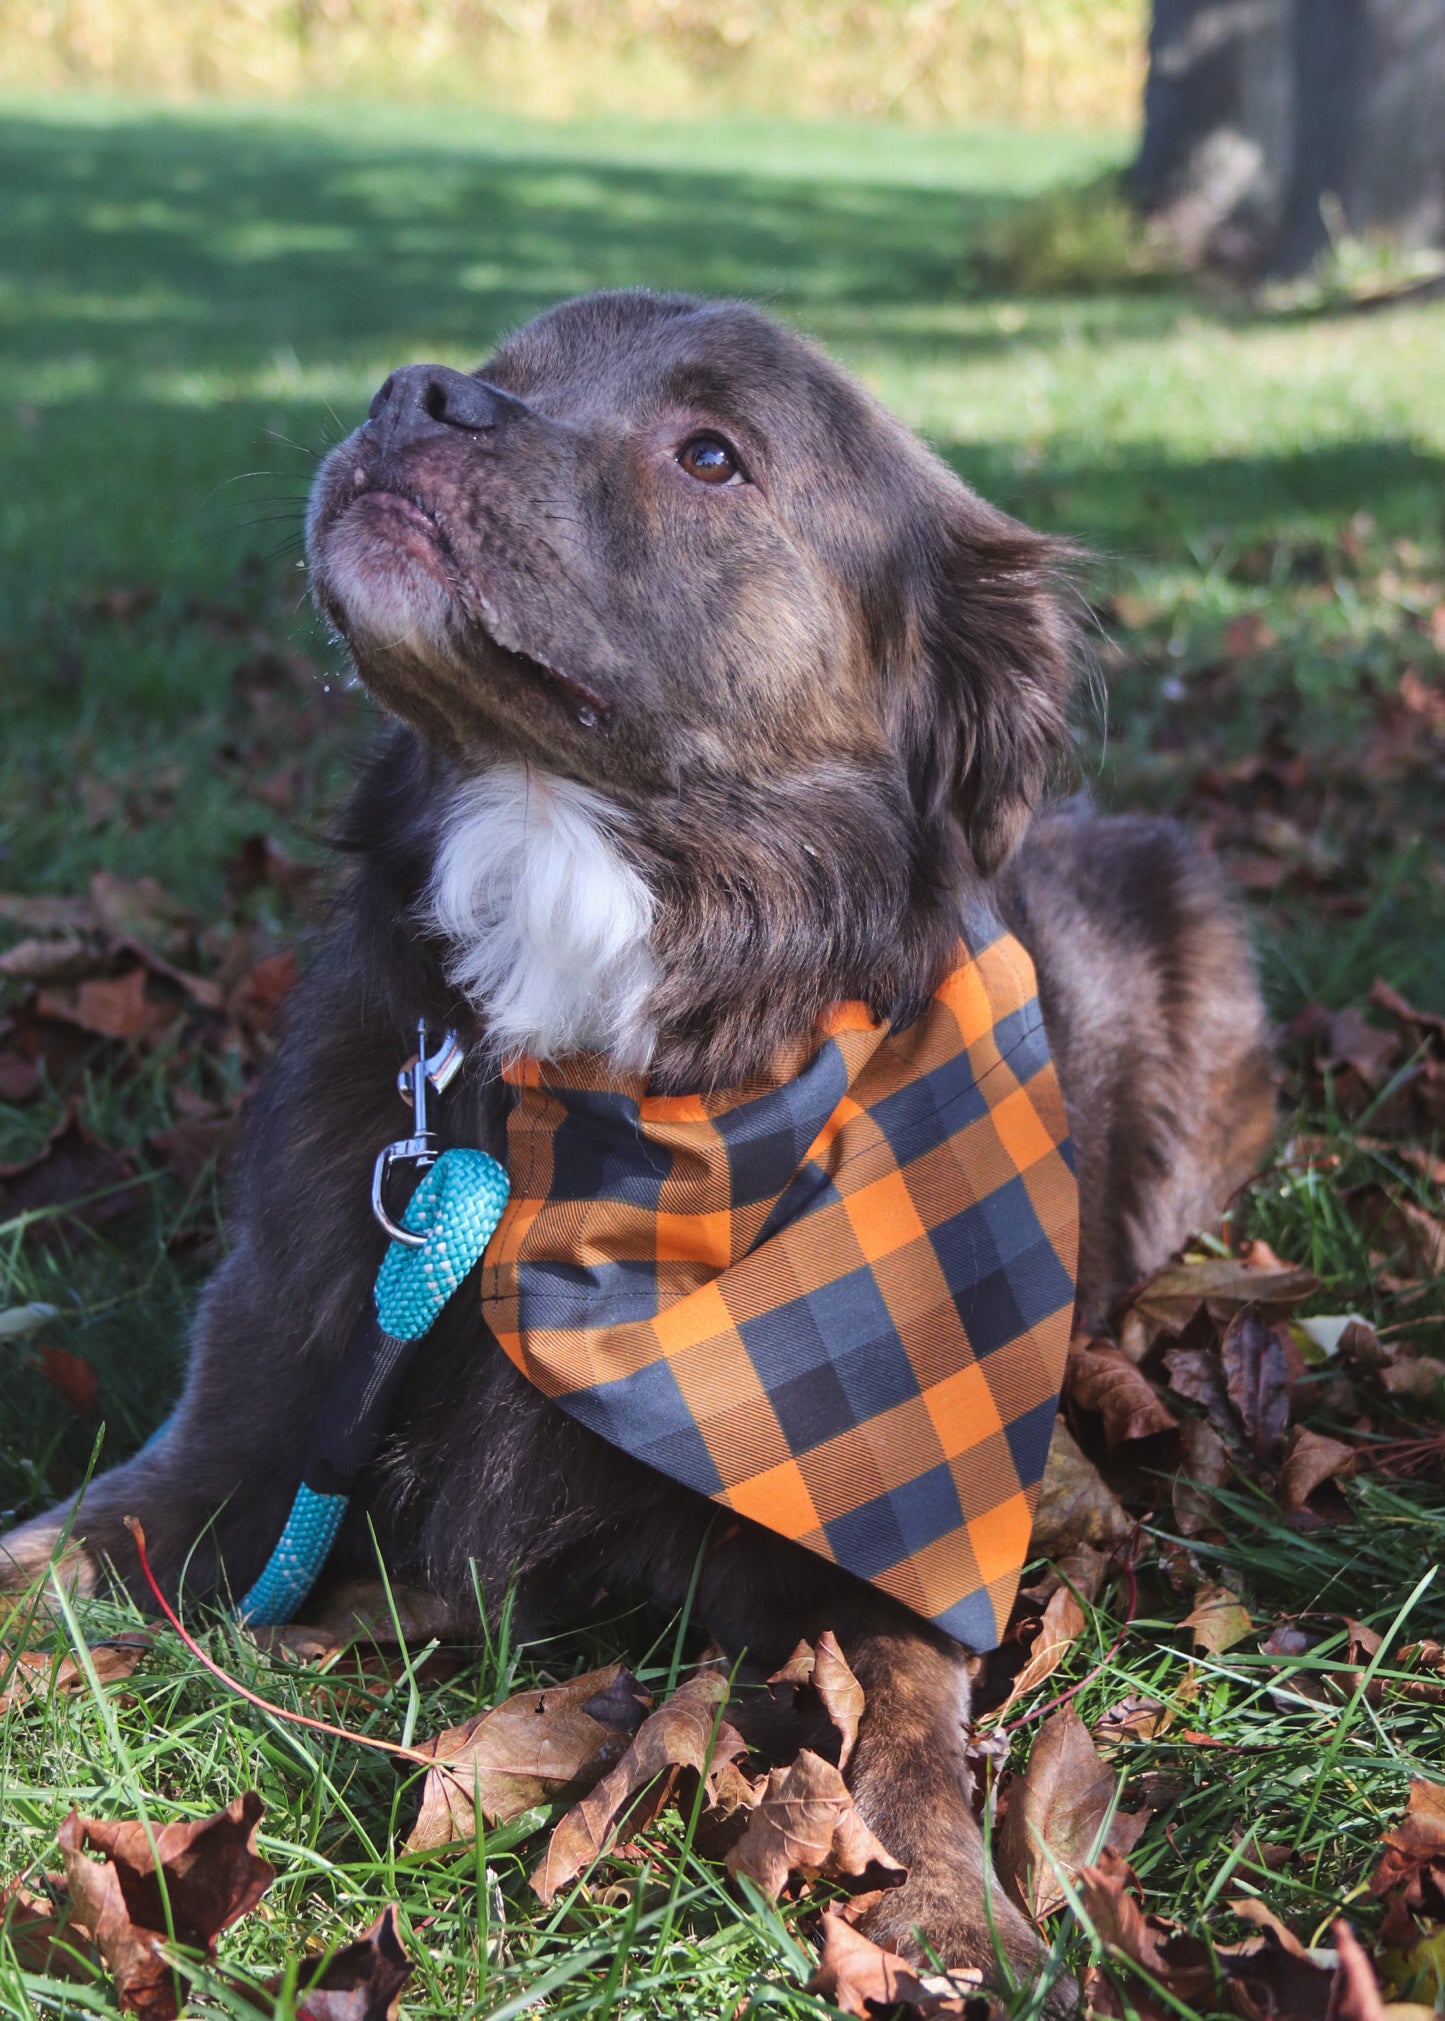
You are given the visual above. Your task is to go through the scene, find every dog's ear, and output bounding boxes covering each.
[907,496,1078,878]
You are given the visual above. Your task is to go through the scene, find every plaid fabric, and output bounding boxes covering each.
[480,909,1078,1651]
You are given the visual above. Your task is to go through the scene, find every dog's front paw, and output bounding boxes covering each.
[0,1512,101,1608]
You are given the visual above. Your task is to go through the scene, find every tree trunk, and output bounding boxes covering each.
[1132,0,1445,278]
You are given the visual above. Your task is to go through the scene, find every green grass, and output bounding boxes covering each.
[2,96,1444,2020]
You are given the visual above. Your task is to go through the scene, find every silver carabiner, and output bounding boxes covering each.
[370,1020,465,1247]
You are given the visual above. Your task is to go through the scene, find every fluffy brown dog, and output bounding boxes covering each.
[2,291,1274,2001]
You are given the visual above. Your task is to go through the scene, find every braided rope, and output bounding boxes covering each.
[375,1150,510,1341]
[235,1485,348,1626]
[237,1148,509,1626]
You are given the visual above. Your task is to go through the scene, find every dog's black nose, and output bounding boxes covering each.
[366,364,512,452]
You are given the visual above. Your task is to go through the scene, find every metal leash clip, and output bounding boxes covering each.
[370,1020,467,1247]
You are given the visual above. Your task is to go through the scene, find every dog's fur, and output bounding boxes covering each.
[1,292,1275,2002]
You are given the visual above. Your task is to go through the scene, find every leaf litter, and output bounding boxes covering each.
[6,565,1445,2016]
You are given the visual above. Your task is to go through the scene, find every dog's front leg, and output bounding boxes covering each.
[839,1626,1076,2014]
[0,922,473,1609]
[0,1231,370,1608]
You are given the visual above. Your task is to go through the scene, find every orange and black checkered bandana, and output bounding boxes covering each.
[480,909,1078,1651]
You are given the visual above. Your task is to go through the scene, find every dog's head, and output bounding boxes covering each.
[307,291,1078,1079]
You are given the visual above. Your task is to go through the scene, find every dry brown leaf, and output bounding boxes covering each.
[1181,1583,1253,1655]
[1031,1422,1134,1556]
[0,1109,143,1248]
[1163,1345,1236,1438]
[0,937,95,983]
[87,871,192,949]
[1094,1696,1170,1752]
[1227,1897,1310,1958]
[1279,1426,1356,1512]
[996,1705,1151,1923]
[1220,1305,1291,1461]
[0,1880,96,1980]
[0,892,94,932]
[1067,1340,1178,1446]
[1043,1543,1111,1605]
[1397,1640,1445,1674]
[146,1118,232,1192]
[257,1904,414,2021]
[1369,1779,1445,1946]
[1368,977,1445,1042]
[36,967,174,1043]
[1173,1417,1233,1538]
[59,1792,274,2020]
[1132,1253,1317,1340]
[531,1668,745,1904]
[0,1639,144,1713]
[767,1630,866,1772]
[724,1748,906,1902]
[1078,1849,1216,2007]
[1221,1932,1342,2021]
[406,1662,649,1853]
[1333,1920,1391,2021]
[998,1583,1086,1717]
[34,1343,99,1418]
[1380,1352,1445,1399]
[806,1909,982,2016]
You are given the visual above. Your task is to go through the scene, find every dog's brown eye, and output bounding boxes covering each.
[678,435,740,485]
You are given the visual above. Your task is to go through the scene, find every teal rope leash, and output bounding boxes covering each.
[238,1030,508,1627]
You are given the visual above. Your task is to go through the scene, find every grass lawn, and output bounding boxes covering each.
[1,95,1444,2021]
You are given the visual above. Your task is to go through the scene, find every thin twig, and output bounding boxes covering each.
[998,1528,1144,1737]
[124,1517,434,1767]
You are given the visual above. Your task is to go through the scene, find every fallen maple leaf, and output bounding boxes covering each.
[996,1705,1150,1923]
[1333,1918,1392,2021]
[724,1748,905,1902]
[1078,1848,1216,2007]
[36,966,174,1044]
[806,1909,982,2017]
[255,1904,413,2021]
[1380,1351,1445,1400]
[33,1342,99,1418]
[0,1878,95,1979]
[1131,1253,1317,1342]
[0,1109,144,1249]
[1031,1422,1134,1556]
[998,1582,1086,1716]
[531,1667,745,1903]
[0,936,94,983]
[1278,1426,1356,1512]
[1067,1340,1178,1447]
[406,1662,648,1853]
[58,1792,274,2019]
[1181,1583,1253,1655]
[1093,1695,1170,1752]
[1163,1344,1236,1438]
[0,1638,145,1713]
[1173,1416,1233,1538]
[1370,1779,1445,1947]
[1220,1305,1291,1461]
[768,1630,865,1771]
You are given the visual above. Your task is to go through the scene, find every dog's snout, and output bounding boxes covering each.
[366,363,512,451]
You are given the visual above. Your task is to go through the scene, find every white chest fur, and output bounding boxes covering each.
[426,764,658,1070]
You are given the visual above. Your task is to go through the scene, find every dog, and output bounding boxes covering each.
[1,290,1275,2000]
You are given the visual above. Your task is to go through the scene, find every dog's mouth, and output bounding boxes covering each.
[318,479,612,730]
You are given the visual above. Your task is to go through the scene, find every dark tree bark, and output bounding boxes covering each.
[1132,0,1445,278]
